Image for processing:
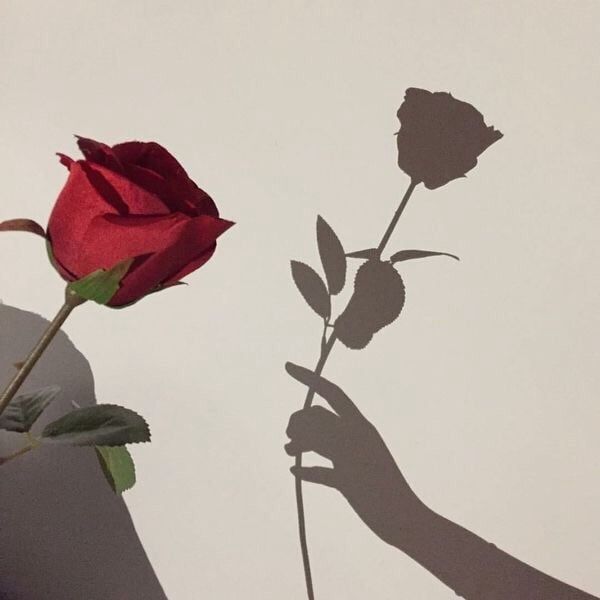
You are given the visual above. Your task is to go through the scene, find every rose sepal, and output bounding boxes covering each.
[66,258,136,305]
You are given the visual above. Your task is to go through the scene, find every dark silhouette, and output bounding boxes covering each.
[291,206,465,599]
[288,89,503,600]
[0,304,166,600]
[396,87,503,189]
[334,258,406,349]
[285,362,599,600]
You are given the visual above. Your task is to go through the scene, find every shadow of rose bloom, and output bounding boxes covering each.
[396,88,503,189]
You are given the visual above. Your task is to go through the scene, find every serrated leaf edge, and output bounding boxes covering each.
[41,403,151,446]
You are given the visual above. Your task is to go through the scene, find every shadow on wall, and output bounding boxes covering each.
[285,363,600,600]
[0,304,166,600]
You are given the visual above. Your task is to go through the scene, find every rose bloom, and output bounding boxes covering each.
[396,88,503,189]
[47,137,233,306]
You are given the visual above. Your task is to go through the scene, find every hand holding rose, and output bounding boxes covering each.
[285,362,425,546]
[288,88,502,599]
[285,367,600,600]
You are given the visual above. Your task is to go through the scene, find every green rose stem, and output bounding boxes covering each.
[0,288,86,419]
[295,178,420,600]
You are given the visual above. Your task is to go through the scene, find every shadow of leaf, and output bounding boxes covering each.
[291,260,331,319]
[390,249,459,263]
[334,260,405,349]
[317,216,346,295]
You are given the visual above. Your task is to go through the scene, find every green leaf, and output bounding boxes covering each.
[95,446,136,494]
[290,260,331,319]
[389,249,459,263]
[0,218,46,238]
[347,248,378,259]
[0,386,60,433]
[41,404,150,446]
[66,258,134,305]
[316,216,346,295]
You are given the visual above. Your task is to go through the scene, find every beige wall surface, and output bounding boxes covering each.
[1,1,599,598]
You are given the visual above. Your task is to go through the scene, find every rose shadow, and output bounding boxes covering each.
[0,304,166,600]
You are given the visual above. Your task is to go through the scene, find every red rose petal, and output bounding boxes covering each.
[108,215,233,306]
[76,136,124,173]
[112,141,188,180]
[114,141,215,216]
[121,162,200,216]
[50,138,232,297]
[161,243,216,286]
[47,162,123,270]
[79,161,170,216]
[189,183,219,218]
[56,153,74,169]
[75,212,193,276]
[47,246,79,282]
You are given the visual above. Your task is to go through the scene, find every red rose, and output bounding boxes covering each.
[45,137,233,306]
[396,88,503,189]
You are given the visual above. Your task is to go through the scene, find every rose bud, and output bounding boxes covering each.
[334,259,405,349]
[396,88,503,189]
[46,137,233,306]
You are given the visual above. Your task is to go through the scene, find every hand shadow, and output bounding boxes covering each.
[285,362,600,600]
[0,304,167,600]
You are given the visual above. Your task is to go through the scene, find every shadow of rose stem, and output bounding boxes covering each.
[292,88,502,600]
[295,179,418,600]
